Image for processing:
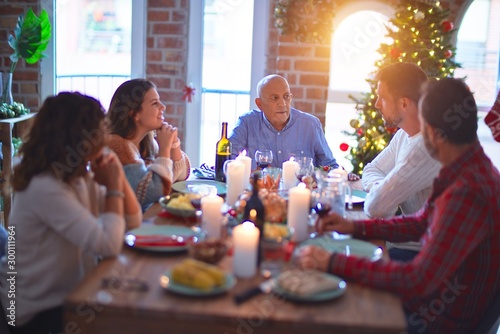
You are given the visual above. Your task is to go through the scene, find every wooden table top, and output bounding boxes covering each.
[64,202,406,334]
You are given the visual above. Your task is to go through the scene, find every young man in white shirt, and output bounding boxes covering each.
[361,62,441,261]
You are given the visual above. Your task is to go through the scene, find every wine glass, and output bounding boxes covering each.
[255,149,273,169]
[310,188,333,218]
[292,156,314,183]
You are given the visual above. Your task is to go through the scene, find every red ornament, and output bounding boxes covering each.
[357,128,363,136]
[441,20,454,32]
[390,47,401,59]
[182,84,196,102]
[444,50,453,58]
[485,90,500,142]
[339,143,349,152]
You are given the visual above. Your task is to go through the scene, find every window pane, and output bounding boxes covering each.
[55,0,132,108]
[329,11,392,95]
[200,0,254,166]
[327,11,392,171]
[455,0,500,107]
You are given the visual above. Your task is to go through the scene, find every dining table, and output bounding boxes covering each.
[63,185,407,334]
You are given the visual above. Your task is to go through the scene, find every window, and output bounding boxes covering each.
[326,3,394,170]
[455,0,500,169]
[41,0,144,108]
[455,0,500,108]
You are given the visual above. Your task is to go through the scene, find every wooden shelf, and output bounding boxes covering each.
[0,113,37,227]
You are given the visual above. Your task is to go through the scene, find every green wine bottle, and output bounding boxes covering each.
[215,122,232,182]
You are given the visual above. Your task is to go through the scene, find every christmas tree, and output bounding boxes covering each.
[345,0,461,175]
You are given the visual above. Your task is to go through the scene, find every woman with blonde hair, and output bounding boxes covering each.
[107,79,190,210]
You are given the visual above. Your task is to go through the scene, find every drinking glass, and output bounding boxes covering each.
[291,156,314,182]
[310,188,333,218]
[255,149,273,169]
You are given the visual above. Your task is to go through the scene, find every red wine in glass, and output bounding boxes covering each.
[313,202,332,217]
[257,162,270,169]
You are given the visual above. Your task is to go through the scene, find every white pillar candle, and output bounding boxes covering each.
[233,221,259,278]
[282,160,298,189]
[287,183,311,242]
[226,159,245,206]
[236,150,252,190]
[201,195,224,238]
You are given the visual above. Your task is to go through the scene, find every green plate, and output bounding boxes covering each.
[272,275,347,302]
[125,225,204,252]
[347,189,367,204]
[300,235,383,261]
[160,270,236,296]
[172,180,227,196]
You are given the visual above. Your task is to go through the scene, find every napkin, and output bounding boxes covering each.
[193,163,215,179]
[132,234,196,247]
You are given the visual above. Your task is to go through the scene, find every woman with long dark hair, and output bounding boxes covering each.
[0,92,141,334]
[107,79,190,210]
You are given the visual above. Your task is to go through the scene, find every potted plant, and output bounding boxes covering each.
[1,8,51,118]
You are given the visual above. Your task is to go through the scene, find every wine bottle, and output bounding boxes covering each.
[215,122,232,182]
[243,173,265,266]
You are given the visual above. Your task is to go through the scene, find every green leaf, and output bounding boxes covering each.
[8,8,52,70]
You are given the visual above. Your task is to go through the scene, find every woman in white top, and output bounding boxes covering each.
[0,92,141,334]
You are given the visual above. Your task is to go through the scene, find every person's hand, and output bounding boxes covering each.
[294,245,331,272]
[347,172,360,181]
[156,122,177,157]
[315,211,355,235]
[91,148,124,191]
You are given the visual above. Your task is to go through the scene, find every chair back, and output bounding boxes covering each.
[473,290,500,334]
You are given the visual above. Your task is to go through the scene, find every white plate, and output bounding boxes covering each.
[160,270,236,296]
[299,235,383,261]
[125,225,204,252]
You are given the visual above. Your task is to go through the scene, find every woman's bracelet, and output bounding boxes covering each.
[106,190,125,198]
[171,139,181,149]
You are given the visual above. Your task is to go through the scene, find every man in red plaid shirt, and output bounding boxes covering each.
[297,78,500,334]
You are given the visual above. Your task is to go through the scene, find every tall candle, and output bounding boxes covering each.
[282,160,298,189]
[236,150,252,190]
[226,159,245,206]
[233,221,259,278]
[287,183,311,242]
[201,195,224,238]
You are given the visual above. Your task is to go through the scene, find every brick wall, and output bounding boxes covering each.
[0,0,474,133]
[146,0,189,139]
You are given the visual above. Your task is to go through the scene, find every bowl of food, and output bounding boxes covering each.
[159,193,198,218]
[188,238,228,264]
[234,189,287,224]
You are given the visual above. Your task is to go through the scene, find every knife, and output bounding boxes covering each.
[234,278,275,305]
